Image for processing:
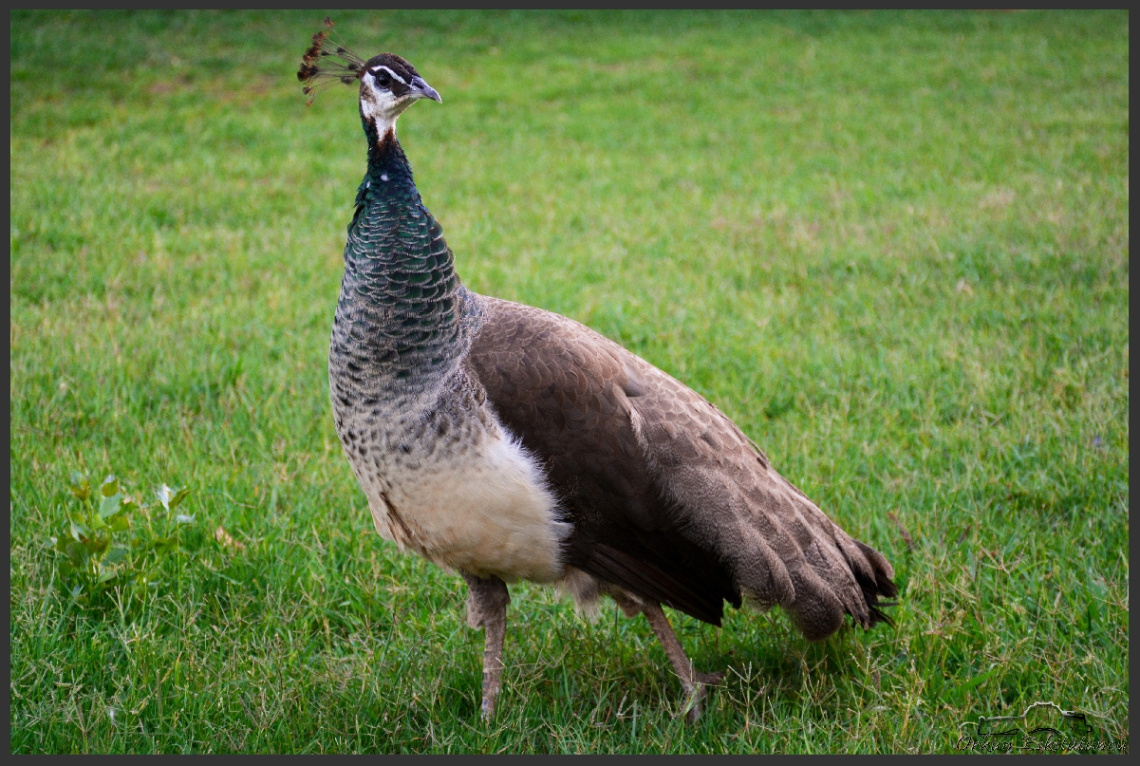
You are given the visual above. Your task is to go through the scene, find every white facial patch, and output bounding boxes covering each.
[360,67,415,137]
[371,65,408,85]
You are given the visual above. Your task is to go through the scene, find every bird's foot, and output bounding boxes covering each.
[681,670,724,723]
[681,685,709,723]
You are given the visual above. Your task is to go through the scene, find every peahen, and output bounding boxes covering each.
[298,20,897,722]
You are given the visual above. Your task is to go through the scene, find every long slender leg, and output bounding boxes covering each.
[642,602,723,722]
[461,572,510,721]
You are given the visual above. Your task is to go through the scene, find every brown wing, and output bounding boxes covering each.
[466,297,896,636]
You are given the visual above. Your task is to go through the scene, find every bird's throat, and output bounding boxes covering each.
[364,119,398,161]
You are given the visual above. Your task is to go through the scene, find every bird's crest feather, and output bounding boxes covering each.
[297,17,367,106]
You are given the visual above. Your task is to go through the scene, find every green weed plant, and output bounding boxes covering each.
[51,474,192,610]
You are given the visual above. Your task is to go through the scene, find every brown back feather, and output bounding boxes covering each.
[467,297,897,637]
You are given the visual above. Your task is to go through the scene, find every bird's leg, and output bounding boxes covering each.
[461,572,510,721]
[642,602,723,723]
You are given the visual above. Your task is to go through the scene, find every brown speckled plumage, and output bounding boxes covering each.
[468,298,897,638]
[302,26,897,722]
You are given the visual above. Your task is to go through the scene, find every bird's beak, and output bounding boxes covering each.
[412,77,442,103]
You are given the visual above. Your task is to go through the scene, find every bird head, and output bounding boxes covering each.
[298,18,440,139]
[357,53,442,133]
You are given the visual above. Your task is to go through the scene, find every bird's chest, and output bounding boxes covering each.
[331,381,570,584]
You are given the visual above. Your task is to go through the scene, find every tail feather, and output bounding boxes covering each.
[852,538,899,627]
[726,478,899,639]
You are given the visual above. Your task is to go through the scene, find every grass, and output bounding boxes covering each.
[9,9,1128,753]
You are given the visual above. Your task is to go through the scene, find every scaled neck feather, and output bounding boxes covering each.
[330,113,476,403]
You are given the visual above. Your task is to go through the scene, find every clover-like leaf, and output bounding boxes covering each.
[169,487,191,510]
[152,537,179,555]
[101,475,121,498]
[89,528,112,556]
[63,540,88,568]
[99,492,123,520]
[104,546,129,565]
[157,484,191,512]
[69,472,91,501]
[156,484,174,511]
[96,564,119,584]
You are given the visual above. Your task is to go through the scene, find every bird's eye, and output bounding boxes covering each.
[373,70,391,87]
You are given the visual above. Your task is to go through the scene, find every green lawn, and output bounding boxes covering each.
[9,9,1128,753]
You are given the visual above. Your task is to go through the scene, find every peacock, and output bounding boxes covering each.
[298,20,897,722]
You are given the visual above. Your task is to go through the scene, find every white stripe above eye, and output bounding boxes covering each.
[371,65,408,85]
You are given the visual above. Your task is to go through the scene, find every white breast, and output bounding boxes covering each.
[356,420,570,583]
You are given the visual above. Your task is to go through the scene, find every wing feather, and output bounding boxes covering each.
[466,297,896,634]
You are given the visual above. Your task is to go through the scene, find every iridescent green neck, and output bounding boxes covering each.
[330,129,473,400]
